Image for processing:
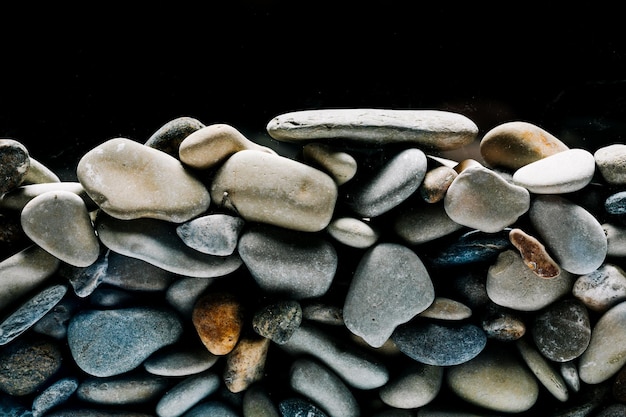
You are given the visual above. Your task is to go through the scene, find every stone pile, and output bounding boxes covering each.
[0,109,626,416]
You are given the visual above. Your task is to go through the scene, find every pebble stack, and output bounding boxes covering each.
[0,109,625,416]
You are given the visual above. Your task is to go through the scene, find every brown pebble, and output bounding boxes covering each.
[0,139,30,195]
[419,165,458,203]
[223,337,270,393]
[453,158,483,173]
[509,228,561,278]
[192,292,244,355]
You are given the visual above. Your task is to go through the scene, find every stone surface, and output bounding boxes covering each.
[561,361,581,393]
[22,157,61,185]
[345,148,427,217]
[481,305,526,341]
[210,149,337,232]
[182,401,240,417]
[516,337,569,402]
[144,116,205,158]
[103,251,176,291]
[279,398,328,417]
[574,264,626,312]
[96,214,242,278]
[0,182,95,212]
[605,191,626,215]
[444,166,530,233]
[165,277,215,318]
[238,224,337,299]
[419,165,458,203]
[379,362,443,409]
[530,195,607,274]
[155,371,221,417]
[252,300,302,344]
[393,202,464,245]
[418,297,472,320]
[77,137,211,223]
[176,213,245,256]
[594,143,626,185]
[32,297,77,340]
[67,307,183,377]
[479,121,569,170]
[603,222,626,257]
[302,143,358,185]
[77,374,169,405]
[31,377,79,417]
[192,292,243,355]
[0,139,29,195]
[302,303,344,326]
[427,229,511,268]
[266,108,479,150]
[512,148,595,193]
[343,243,435,348]
[612,365,626,402]
[223,336,270,393]
[143,344,219,377]
[509,228,561,278]
[326,217,379,249]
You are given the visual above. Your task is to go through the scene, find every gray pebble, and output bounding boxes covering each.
[252,300,302,344]
[326,217,379,249]
[182,401,241,417]
[573,263,626,312]
[379,362,443,409]
[595,144,626,184]
[242,383,279,417]
[603,222,626,257]
[516,337,569,402]
[104,251,175,291]
[165,277,215,318]
[278,398,328,417]
[77,374,169,405]
[177,214,245,256]
[31,377,79,417]
[560,361,581,393]
[393,202,464,245]
[88,288,136,308]
[144,343,218,377]
[155,371,221,417]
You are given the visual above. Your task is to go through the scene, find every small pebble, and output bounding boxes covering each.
[379,362,443,409]
[252,300,302,344]
[594,143,626,185]
[561,361,581,393]
[326,217,379,249]
[77,374,170,405]
[516,337,569,402]
[419,165,458,203]
[176,213,245,256]
[393,202,464,246]
[192,292,243,356]
[0,139,30,195]
[31,377,79,417]
[278,397,328,417]
[418,297,472,320]
[144,116,205,158]
[155,371,221,417]
[302,143,358,185]
[143,344,219,377]
[573,263,626,312]
[605,191,626,215]
[22,157,61,185]
[509,228,561,278]
[223,337,270,393]
[481,305,526,341]
[242,383,280,417]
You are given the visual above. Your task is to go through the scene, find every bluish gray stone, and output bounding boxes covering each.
[144,344,219,377]
[606,191,626,215]
[176,214,245,256]
[155,371,221,417]
[31,377,79,417]
[279,398,328,417]
[182,401,240,417]
[67,307,183,377]
[428,229,511,268]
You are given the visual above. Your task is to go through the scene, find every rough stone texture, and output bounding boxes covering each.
[393,202,464,245]
[516,338,569,402]
[223,337,270,393]
[0,139,30,195]
[605,191,626,215]
[210,150,338,232]
[509,228,561,278]
[77,374,169,405]
[594,143,626,185]
[192,292,243,356]
[21,190,100,267]
[479,121,569,170]
[530,195,607,275]
[176,213,245,256]
[31,377,79,417]
[252,300,302,344]
[77,137,211,223]
[343,243,435,348]
[326,217,379,249]
[279,398,328,417]
[573,263,626,312]
[444,166,530,233]
[419,165,458,203]
[379,362,443,409]
[144,116,205,158]
[67,307,183,377]
[143,344,219,377]
[302,143,358,185]
[155,371,221,417]
[266,108,479,150]
[0,182,95,212]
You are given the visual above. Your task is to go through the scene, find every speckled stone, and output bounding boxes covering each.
[77,374,169,405]
[252,300,302,344]
[31,377,79,417]
[77,137,211,223]
[223,337,270,393]
[419,165,458,203]
[302,143,358,185]
[176,213,245,256]
[155,371,221,417]
[509,228,561,278]
[516,338,569,402]
[326,217,379,249]
[192,292,243,356]
[594,143,626,185]
[144,116,205,158]
[393,202,464,246]
[605,191,626,215]
[267,108,478,150]
[143,344,219,377]
[379,362,443,409]
[575,265,626,314]
[0,139,30,195]
[279,398,328,417]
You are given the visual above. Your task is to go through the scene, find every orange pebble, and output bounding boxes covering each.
[192,292,244,355]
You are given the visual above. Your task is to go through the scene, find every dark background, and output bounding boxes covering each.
[2,3,626,178]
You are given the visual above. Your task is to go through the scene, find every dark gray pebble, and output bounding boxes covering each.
[606,191,626,215]
[144,116,205,158]
[253,300,302,344]
[279,398,328,417]
[427,229,511,268]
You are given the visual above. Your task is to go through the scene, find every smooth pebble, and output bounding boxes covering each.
[144,344,219,377]
[393,202,464,245]
[192,292,243,356]
[302,143,358,185]
[155,371,221,417]
[326,217,379,248]
[573,263,626,312]
[176,213,245,256]
[516,337,569,402]
[31,377,79,417]
[223,337,270,393]
[77,374,169,405]
[594,143,626,185]
[419,165,457,203]
[379,362,443,409]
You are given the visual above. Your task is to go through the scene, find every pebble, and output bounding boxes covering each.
[31,377,79,417]
[486,250,575,311]
[561,361,581,393]
[223,336,270,393]
[604,191,626,215]
[179,123,275,170]
[67,307,183,377]
[479,121,569,170]
[512,148,596,194]
[59,252,108,297]
[302,143,358,185]
[392,321,486,366]
[345,148,427,218]
[176,213,245,256]
[418,297,472,320]
[32,297,77,340]
[0,336,62,396]
[238,224,337,299]
[393,202,464,245]
[481,305,526,341]
[379,362,443,409]
[343,243,435,348]
[579,301,626,384]
[266,108,479,150]
[192,292,243,355]
[530,195,607,274]
[21,190,100,267]
[0,284,67,345]
[278,398,328,417]
[289,357,359,417]
[165,277,215,318]
[242,383,280,417]
[445,346,539,413]
[95,214,243,278]
[210,149,338,232]
[516,337,569,402]
[603,222,626,257]
[509,228,561,278]
[77,137,211,223]
[103,250,175,291]
[155,371,221,417]
[301,303,344,326]
[0,245,60,313]
[77,374,170,405]
[444,166,530,233]
[0,139,30,195]
[22,156,61,185]
[144,116,205,158]
[427,229,510,268]
[326,217,379,248]
[252,300,302,344]
[594,143,626,185]
[419,165,458,203]
[182,400,240,417]
[279,321,389,390]
[143,344,219,377]
[0,182,95,212]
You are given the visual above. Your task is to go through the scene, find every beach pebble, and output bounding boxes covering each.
[603,222,626,257]
[155,371,221,417]
[481,305,526,341]
[176,213,245,256]
[223,337,270,393]
[393,202,464,246]
[302,143,358,185]
[31,377,79,417]
[594,144,626,185]
[252,300,302,344]
[77,374,169,405]
[0,139,30,195]
[605,191,626,215]
[445,346,539,413]
[22,157,61,185]
[579,301,626,384]
[143,344,219,377]
[418,297,472,320]
[531,195,607,275]
[165,277,215,318]
[427,229,510,268]
[0,182,95,212]
[516,337,569,402]
[479,121,568,170]
[419,165,458,203]
[192,292,243,356]
[573,263,626,312]
[486,250,575,311]
[179,123,275,170]
[343,243,435,348]
[210,150,337,232]
[289,357,359,417]
[77,137,211,223]
[512,148,595,194]
[379,362,443,409]
[266,108,478,150]
[96,215,242,278]
[145,116,205,158]
[67,307,183,377]
[243,384,280,417]
[444,166,530,233]
[238,224,337,299]
[508,228,561,278]
[182,401,240,417]
[21,190,100,267]
[326,217,379,248]
[561,361,581,393]
[279,398,328,417]
[345,148,427,218]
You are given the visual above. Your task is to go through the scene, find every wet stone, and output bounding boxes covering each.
[0,139,30,195]
[427,229,511,268]
[223,337,270,393]
[594,143,626,185]
[144,116,205,158]
[77,374,170,405]
[419,165,458,203]
[252,300,302,344]
[302,143,358,185]
[31,377,79,417]
[393,202,464,246]
[379,362,443,409]
[279,398,328,417]
[143,344,219,377]
[326,217,379,249]
[176,213,245,256]
[192,292,243,356]
[155,371,221,417]
[509,228,561,278]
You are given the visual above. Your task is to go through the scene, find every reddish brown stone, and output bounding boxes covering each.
[192,292,244,355]
[509,228,561,278]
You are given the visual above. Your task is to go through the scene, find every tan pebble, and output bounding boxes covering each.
[418,297,472,320]
[509,228,561,278]
[480,121,568,170]
[21,157,60,184]
[302,143,358,185]
[0,182,96,212]
[192,292,243,355]
[453,158,482,173]
[419,166,457,203]
[223,337,270,393]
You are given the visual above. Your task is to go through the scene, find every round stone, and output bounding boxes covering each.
[379,362,443,409]
[0,139,30,195]
[594,143,626,185]
[326,217,379,249]
[192,292,243,356]
[573,264,626,312]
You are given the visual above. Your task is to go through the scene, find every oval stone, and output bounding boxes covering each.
[31,377,79,417]
[77,137,211,223]
[393,202,464,246]
[223,337,270,393]
[77,374,169,405]
[22,157,60,185]
[326,217,379,249]
[605,191,626,215]
[573,263,626,312]
[144,116,205,158]
[343,243,435,348]
[143,344,218,377]
[176,213,245,256]
[480,121,568,170]
[302,143,358,185]
[379,362,443,409]
[0,182,95,212]
[210,150,338,232]
[530,195,607,275]
[192,292,243,356]
[594,143,626,185]
[419,165,458,203]
[155,371,221,417]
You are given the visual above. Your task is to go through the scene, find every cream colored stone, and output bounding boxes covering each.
[302,143,358,185]
[326,217,378,248]
[223,337,270,393]
[418,297,472,320]
[21,157,60,184]
[0,182,96,212]
[516,338,569,402]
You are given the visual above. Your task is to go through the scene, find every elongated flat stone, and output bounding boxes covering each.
[31,377,79,417]
[155,371,221,417]
[77,374,169,405]
[77,138,211,223]
[516,338,569,402]
[95,214,242,278]
[210,150,338,232]
[266,109,479,150]
[326,217,379,249]
[0,182,95,212]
